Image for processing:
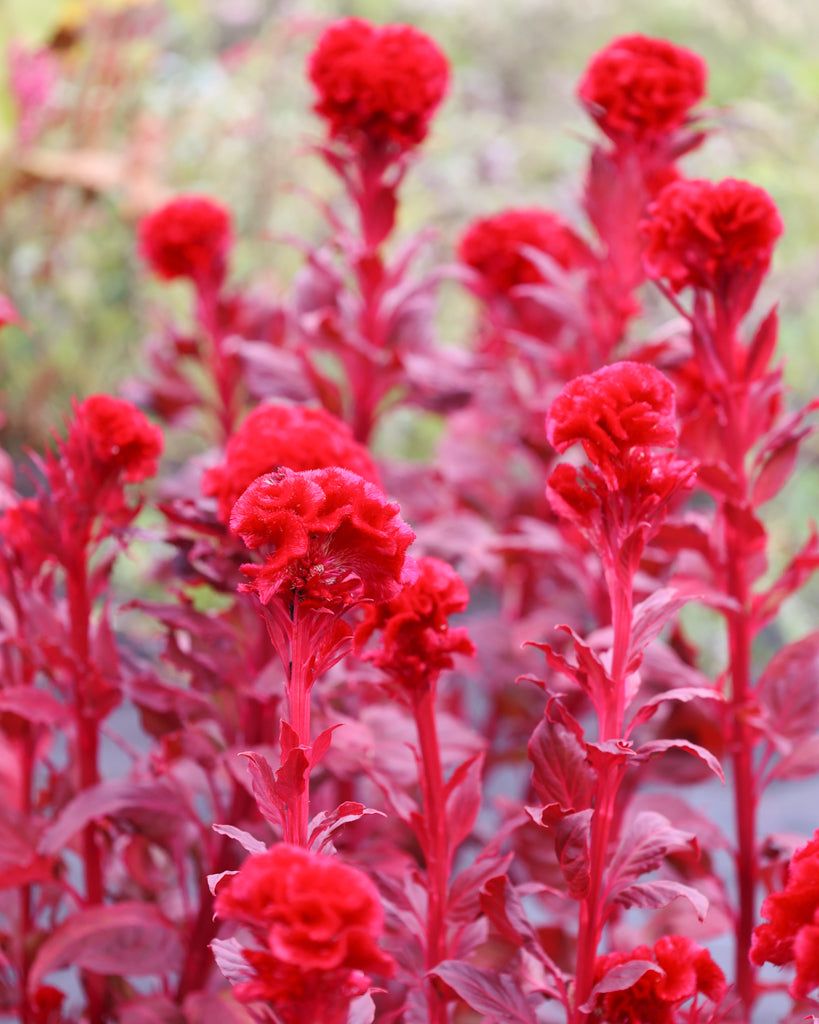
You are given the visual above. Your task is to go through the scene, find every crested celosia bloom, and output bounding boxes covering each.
[457,207,592,294]
[354,555,475,695]
[577,34,706,143]
[73,394,164,484]
[545,362,694,558]
[202,403,381,523]
[230,466,415,608]
[138,195,233,288]
[214,843,394,1016]
[593,935,726,1023]
[750,829,819,998]
[307,17,449,153]
[641,177,783,299]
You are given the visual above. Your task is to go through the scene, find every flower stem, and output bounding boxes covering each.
[286,600,312,848]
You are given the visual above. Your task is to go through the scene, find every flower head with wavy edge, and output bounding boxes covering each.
[578,34,706,143]
[354,555,475,696]
[751,829,819,999]
[203,403,381,524]
[230,466,415,609]
[214,843,394,1017]
[73,394,163,484]
[138,195,233,288]
[458,207,592,295]
[307,18,449,154]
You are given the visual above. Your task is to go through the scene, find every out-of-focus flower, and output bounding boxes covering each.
[214,843,394,1016]
[202,403,381,523]
[138,195,233,288]
[641,178,782,308]
[457,207,592,295]
[230,466,415,608]
[751,829,819,999]
[593,935,726,1022]
[307,17,449,153]
[355,555,475,695]
[74,394,163,484]
[578,34,706,143]
[0,292,23,331]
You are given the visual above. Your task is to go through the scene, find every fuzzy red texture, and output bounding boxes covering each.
[230,466,415,607]
[641,177,783,293]
[546,361,677,464]
[202,403,381,523]
[138,195,232,286]
[457,207,592,294]
[577,34,706,143]
[307,17,449,152]
[593,936,726,1023]
[750,830,819,998]
[354,555,475,694]
[74,395,163,483]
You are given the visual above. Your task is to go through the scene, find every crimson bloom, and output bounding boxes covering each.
[578,34,706,144]
[202,403,381,523]
[307,17,449,153]
[458,207,592,295]
[354,555,475,695]
[73,394,163,484]
[593,935,726,1023]
[642,177,783,318]
[750,829,819,998]
[214,843,394,1018]
[138,195,233,289]
[230,466,415,608]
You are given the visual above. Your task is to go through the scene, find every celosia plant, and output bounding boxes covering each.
[3,17,819,1024]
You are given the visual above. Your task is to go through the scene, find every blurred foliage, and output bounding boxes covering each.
[2,0,819,621]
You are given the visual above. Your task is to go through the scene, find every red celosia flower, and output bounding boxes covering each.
[593,935,726,1023]
[214,843,394,1017]
[74,394,163,483]
[354,555,475,694]
[458,207,592,295]
[138,195,233,288]
[578,34,706,143]
[641,177,783,296]
[230,466,415,608]
[307,17,449,152]
[202,403,382,523]
[546,361,678,466]
[751,829,819,998]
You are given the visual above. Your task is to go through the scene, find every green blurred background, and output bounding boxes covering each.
[2,0,819,635]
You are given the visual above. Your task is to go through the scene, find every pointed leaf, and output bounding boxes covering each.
[607,812,696,894]
[210,937,253,986]
[211,824,267,855]
[628,687,724,733]
[757,632,819,745]
[307,802,385,853]
[528,714,594,819]
[0,686,65,724]
[554,809,592,899]
[612,879,709,920]
[634,739,725,783]
[580,960,662,1012]
[445,753,484,852]
[239,751,282,830]
[431,961,538,1024]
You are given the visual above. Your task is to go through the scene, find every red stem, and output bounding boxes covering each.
[285,600,312,848]
[412,684,451,1024]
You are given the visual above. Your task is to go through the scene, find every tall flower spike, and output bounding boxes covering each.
[578,34,706,144]
[230,466,415,609]
[202,403,382,524]
[307,17,450,156]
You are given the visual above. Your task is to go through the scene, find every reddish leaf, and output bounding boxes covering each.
[611,879,709,920]
[307,801,385,853]
[528,714,594,819]
[627,687,724,734]
[606,812,697,895]
[627,584,703,670]
[310,723,341,768]
[28,903,181,989]
[480,875,539,949]
[757,632,819,745]
[239,751,281,829]
[273,745,310,811]
[769,735,819,782]
[753,525,819,628]
[445,753,484,852]
[0,686,65,724]
[634,738,725,783]
[580,960,662,1012]
[554,809,592,899]
[211,824,267,855]
[745,304,778,381]
[210,937,254,987]
[183,992,256,1024]
[447,851,514,924]
[431,961,538,1024]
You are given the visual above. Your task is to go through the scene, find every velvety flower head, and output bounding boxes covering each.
[138,195,233,288]
[202,403,382,523]
[214,843,394,1017]
[307,17,449,153]
[74,394,163,483]
[546,361,678,466]
[593,935,726,1023]
[354,555,475,695]
[641,177,783,306]
[578,34,707,143]
[230,466,415,608]
[457,207,592,295]
[751,829,819,998]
